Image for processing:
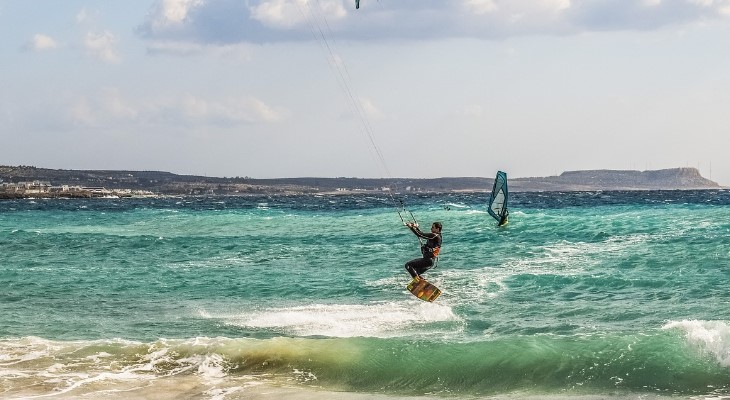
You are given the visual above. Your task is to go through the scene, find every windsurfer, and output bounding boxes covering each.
[499,210,509,226]
[489,171,510,227]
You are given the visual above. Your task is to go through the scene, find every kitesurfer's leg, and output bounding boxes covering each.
[405,258,420,278]
[405,257,434,278]
[415,258,435,276]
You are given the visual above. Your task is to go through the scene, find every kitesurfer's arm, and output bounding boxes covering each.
[405,222,437,240]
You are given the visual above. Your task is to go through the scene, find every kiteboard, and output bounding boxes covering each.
[407,276,442,302]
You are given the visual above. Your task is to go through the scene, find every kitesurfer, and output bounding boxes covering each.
[404,221,442,278]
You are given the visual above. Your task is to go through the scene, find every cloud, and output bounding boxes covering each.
[76,8,89,24]
[250,0,309,29]
[137,0,351,44]
[174,94,285,124]
[359,97,384,120]
[461,104,486,118]
[136,0,730,44]
[145,40,253,62]
[251,0,346,28]
[85,31,121,63]
[137,0,262,43]
[66,89,286,128]
[564,0,721,31]
[151,0,204,27]
[145,40,208,55]
[24,34,59,51]
[463,0,499,15]
[68,89,137,127]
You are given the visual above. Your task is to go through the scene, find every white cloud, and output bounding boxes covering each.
[137,0,206,43]
[70,99,96,126]
[85,31,120,63]
[26,34,58,51]
[176,94,286,124]
[145,40,253,62]
[68,90,135,127]
[314,0,348,19]
[76,7,106,26]
[690,0,730,15]
[249,98,285,122]
[146,40,208,56]
[67,90,285,128]
[250,0,305,28]
[136,0,730,44]
[463,0,498,15]
[76,8,89,24]
[158,0,204,25]
[104,89,139,120]
[251,0,346,29]
[462,104,485,118]
[359,98,384,120]
[547,0,571,12]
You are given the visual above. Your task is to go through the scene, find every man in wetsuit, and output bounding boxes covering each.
[404,221,442,279]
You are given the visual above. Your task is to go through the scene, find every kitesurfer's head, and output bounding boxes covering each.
[431,222,442,233]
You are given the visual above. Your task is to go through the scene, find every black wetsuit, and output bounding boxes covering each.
[404,226,442,278]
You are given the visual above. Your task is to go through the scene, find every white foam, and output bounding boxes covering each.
[0,337,283,398]
[206,387,242,400]
[436,250,589,305]
[291,368,318,382]
[0,336,65,366]
[432,231,654,305]
[217,302,460,338]
[663,320,730,366]
[508,232,652,272]
[196,353,226,380]
[465,209,488,214]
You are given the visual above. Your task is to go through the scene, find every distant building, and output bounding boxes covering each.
[83,187,113,196]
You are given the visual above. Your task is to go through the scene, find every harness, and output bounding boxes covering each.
[421,234,442,269]
[422,244,441,258]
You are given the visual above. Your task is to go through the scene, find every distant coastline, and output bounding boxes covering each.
[0,165,723,199]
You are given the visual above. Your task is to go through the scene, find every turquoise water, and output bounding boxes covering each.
[2,191,730,399]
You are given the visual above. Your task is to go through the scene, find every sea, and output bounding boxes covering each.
[1,190,730,400]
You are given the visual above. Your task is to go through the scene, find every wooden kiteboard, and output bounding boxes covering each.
[407,276,442,302]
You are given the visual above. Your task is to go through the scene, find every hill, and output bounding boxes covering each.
[511,168,720,191]
[0,165,722,197]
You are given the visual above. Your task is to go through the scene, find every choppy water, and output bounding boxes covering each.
[1,190,730,399]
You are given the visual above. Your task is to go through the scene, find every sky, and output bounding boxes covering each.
[1,0,729,185]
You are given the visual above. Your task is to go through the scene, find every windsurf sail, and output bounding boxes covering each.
[488,171,509,226]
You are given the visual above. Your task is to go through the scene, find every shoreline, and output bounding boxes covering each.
[2,187,729,200]
[1,167,724,196]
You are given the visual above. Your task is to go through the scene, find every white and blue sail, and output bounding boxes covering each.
[488,171,509,226]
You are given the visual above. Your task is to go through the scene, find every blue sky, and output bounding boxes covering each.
[1,0,729,185]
